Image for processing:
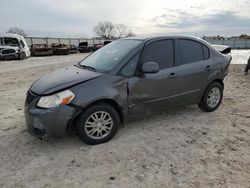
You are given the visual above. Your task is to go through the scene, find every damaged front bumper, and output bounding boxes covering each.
[0,46,25,60]
[24,91,77,138]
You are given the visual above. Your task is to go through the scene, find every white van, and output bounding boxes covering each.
[0,33,30,60]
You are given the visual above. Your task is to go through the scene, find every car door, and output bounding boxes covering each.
[166,39,215,105]
[125,39,177,117]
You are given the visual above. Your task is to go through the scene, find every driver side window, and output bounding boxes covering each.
[143,40,174,70]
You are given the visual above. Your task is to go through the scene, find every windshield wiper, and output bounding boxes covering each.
[76,64,96,72]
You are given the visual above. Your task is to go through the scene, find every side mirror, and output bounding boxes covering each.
[142,62,159,74]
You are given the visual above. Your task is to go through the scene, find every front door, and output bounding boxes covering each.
[127,39,177,117]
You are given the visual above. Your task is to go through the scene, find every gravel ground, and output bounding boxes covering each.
[0,53,249,188]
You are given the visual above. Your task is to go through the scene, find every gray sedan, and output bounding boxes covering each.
[25,35,232,145]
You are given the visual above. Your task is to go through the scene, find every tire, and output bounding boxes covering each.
[198,81,223,112]
[76,103,120,145]
[19,52,26,60]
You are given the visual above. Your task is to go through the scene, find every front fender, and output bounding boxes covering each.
[70,74,128,113]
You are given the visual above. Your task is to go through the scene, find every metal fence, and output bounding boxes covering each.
[24,37,250,49]
[24,37,106,47]
[205,39,250,49]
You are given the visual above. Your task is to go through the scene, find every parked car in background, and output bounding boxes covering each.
[51,43,70,55]
[90,40,112,51]
[103,40,112,46]
[69,45,79,54]
[91,43,103,51]
[0,33,30,60]
[78,42,91,53]
[30,44,53,56]
[25,35,232,145]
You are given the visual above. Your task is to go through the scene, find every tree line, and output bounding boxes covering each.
[5,21,135,39]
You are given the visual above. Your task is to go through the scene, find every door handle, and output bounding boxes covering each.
[168,73,176,79]
[205,66,212,71]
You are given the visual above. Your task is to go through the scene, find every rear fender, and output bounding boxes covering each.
[212,45,232,77]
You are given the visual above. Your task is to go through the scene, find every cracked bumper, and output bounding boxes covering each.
[24,98,76,138]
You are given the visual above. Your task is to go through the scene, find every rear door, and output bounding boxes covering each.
[168,39,214,105]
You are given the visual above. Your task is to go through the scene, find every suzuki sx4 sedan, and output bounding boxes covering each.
[25,36,232,145]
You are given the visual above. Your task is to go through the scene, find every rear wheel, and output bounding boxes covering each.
[76,103,120,145]
[198,82,223,112]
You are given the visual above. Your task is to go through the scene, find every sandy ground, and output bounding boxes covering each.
[0,53,250,188]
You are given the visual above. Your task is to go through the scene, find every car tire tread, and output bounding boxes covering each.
[198,81,223,112]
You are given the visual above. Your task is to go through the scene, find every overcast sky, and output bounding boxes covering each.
[1,0,250,37]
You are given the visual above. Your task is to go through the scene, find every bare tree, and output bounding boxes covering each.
[6,27,27,37]
[93,21,135,39]
[114,24,128,38]
[93,21,115,39]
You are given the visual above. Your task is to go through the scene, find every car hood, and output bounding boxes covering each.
[31,65,103,95]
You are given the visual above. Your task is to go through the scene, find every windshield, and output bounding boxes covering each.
[79,40,141,72]
[1,37,20,46]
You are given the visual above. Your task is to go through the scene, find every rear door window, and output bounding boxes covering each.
[179,39,204,64]
[143,40,174,70]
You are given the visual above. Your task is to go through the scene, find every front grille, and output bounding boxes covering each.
[26,90,37,105]
[2,49,16,55]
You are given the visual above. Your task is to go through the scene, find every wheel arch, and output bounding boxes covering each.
[212,78,224,88]
[67,98,124,132]
[199,78,224,102]
[205,78,224,92]
[85,99,124,123]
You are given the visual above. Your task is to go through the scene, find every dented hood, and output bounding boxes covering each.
[31,65,103,95]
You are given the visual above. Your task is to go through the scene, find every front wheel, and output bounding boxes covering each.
[198,82,223,112]
[76,103,120,145]
[19,52,26,60]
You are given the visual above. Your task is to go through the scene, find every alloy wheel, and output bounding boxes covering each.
[207,87,221,108]
[84,111,113,139]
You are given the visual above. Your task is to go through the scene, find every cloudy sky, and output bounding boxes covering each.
[1,0,250,37]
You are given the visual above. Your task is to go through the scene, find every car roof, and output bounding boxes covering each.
[123,35,203,42]
[0,33,23,39]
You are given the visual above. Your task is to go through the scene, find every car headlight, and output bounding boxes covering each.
[37,90,75,108]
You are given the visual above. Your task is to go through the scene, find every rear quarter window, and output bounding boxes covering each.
[202,45,210,59]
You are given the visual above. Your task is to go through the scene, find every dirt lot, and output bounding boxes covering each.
[0,54,249,188]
